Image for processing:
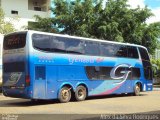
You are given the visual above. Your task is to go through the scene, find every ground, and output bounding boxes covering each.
[0,90,160,120]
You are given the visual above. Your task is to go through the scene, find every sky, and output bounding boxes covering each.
[127,0,160,24]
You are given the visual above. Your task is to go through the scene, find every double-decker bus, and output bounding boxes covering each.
[2,31,153,103]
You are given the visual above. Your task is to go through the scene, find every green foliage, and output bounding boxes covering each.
[30,0,160,54]
[151,59,160,67]
[156,40,160,49]
[28,15,59,33]
[0,8,16,34]
[151,59,160,77]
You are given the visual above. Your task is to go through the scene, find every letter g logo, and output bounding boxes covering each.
[110,64,132,84]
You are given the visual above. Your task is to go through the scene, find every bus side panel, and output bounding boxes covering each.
[57,66,87,82]
[146,80,153,91]
[46,65,58,99]
[46,65,94,99]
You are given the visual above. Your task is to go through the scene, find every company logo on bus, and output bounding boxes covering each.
[9,72,22,83]
[69,57,94,64]
[110,64,132,84]
[96,58,104,63]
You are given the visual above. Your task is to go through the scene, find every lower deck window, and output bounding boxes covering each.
[86,66,140,80]
[3,62,25,72]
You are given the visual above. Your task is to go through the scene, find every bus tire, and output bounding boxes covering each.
[58,86,71,103]
[134,84,141,96]
[75,85,87,101]
[31,99,38,102]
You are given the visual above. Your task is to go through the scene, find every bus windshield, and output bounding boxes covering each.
[4,33,26,50]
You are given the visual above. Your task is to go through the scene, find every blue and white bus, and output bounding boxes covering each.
[2,31,153,103]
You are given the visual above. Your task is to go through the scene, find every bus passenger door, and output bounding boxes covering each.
[46,66,57,99]
[33,66,46,99]
[139,47,153,91]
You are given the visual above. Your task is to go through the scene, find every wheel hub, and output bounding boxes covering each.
[62,90,69,99]
[78,89,84,98]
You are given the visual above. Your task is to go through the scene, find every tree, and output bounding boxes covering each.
[28,15,59,33]
[52,0,100,37]
[30,0,160,54]
[0,8,16,34]
[141,22,160,53]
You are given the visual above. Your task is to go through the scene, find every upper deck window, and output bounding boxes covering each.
[32,33,139,59]
[139,48,150,61]
[127,46,139,59]
[32,34,84,54]
[85,41,100,56]
[4,33,26,50]
[100,43,138,59]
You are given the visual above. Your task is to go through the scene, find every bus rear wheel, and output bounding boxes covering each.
[75,85,87,101]
[58,86,71,103]
[134,84,141,96]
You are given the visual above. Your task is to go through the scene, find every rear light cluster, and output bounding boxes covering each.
[25,75,30,86]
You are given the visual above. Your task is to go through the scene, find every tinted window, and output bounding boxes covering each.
[50,36,85,54]
[86,66,140,80]
[35,66,46,80]
[139,47,152,80]
[99,67,112,79]
[32,33,140,59]
[85,41,100,56]
[100,43,115,57]
[86,66,100,80]
[33,34,51,51]
[115,45,127,57]
[100,43,127,58]
[144,67,152,80]
[127,46,139,59]
[139,47,150,61]
[3,62,25,72]
[131,68,140,80]
[64,38,85,54]
[32,34,84,54]
[4,33,26,50]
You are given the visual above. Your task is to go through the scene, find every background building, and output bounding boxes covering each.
[0,0,51,30]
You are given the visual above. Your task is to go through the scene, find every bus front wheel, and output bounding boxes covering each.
[58,86,71,103]
[134,84,141,96]
[75,85,87,101]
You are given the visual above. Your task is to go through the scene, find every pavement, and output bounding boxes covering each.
[0,87,160,120]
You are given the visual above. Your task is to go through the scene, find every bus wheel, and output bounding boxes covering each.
[75,85,87,101]
[134,84,140,96]
[59,86,71,103]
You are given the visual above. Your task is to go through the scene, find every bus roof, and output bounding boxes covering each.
[6,30,147,50]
